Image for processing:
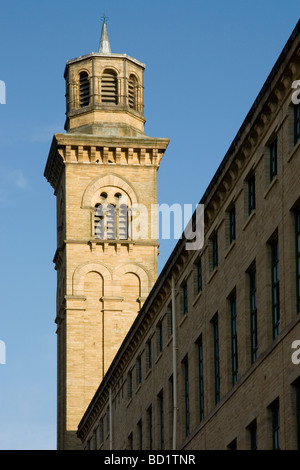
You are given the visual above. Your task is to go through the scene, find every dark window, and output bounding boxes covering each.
[248,419,257,450]
[197,260,202,293]
[183,357,190,437]
[227,438,237,450]
[182,283,188,315]
[212,233,218,270]
[136,356,142,385]
[248,174,256,215]
[79,71,90,107]
[295,208,300,313]
[269,398,280,450]
[158,392,164,450]
[146,339,152,371]
[294,103,300,145]
[229,205,236,244]
[212,315,220,404]
[147,406,153,450]
[197,336,205,421]
[271,237,280,338]
[128,432,133,450]
[137,420,142,450]
[230,292,238,385]
[270,138,278,182]
[167,304,173,337]
[127,370,133,399]
[249,267,258,363]
[157,322,163,354]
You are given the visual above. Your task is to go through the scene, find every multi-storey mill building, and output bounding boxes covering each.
[44,20,169,450]
[73,20,300,450]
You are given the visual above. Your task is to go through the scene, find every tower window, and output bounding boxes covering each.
[128,74,138,110]
[101,69,118,104]
[79,71,90,107]
[94,190,129,240]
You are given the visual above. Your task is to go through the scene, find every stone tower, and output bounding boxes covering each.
[44,20,169,450]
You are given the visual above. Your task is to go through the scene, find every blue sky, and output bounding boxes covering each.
[0,0,299,450]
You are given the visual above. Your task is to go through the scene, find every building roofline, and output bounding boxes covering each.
[77,18,300,438]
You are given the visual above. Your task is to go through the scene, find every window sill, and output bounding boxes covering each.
[242,209,256,231]
[179,313,188,328]
[135,384,142,395]
[145,368,152,380]
[192,290,203,307]
[155,351,163,365]
[224,240,236,259]
[288,138,300,163]
[207,267,218,284]
[126,398,132,408]
[264,175,278,199]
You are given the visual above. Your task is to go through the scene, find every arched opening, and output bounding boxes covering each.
[79,71,90,107]
[101,69,118,104]
[94,188,130,240]
[128,74,138,110]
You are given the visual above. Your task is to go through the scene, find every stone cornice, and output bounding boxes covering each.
[44,133,169,191]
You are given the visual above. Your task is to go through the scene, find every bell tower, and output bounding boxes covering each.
[44,19,169,450]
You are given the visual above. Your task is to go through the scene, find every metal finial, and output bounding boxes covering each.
[101,13,109,24]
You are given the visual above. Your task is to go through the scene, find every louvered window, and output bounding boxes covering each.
[128,75,137,110]
[101,70,118,104]
[79,71,90,107]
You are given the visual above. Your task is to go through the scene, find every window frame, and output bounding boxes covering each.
[271,237,280,339]
[230,291,238,386]
[249,266,258,363]
[269,137,278,182]
[248,173,256,215]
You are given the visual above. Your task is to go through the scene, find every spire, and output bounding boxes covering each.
[99,14,111,54]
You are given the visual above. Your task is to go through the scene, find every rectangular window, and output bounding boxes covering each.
[212,233,218,269]
[183,357,190,437]
[146,339,152,371]
[158,391,164,450]
[137,419,142,450]
[248,174,256,215]
[249,267,258,363]
[197,336,205,421]
[230,292,238,385]
[99,418,104,445]
[212,315,220,404]
[197,260,202,293]
[147,406,153,451]
[128,432,133,451]
[269,398,280,450]
[127,370,133,399]
[294,103,300,145]
[247,419,257,450]
[271,237,280,338]
[182,283,188,315]
[229,205,236,244]
[136,356,142,386]
[157,322,163,354]
[227,438,237,450]
[295,208,300,313]
[270,138,278,182]
[167,304,173,337]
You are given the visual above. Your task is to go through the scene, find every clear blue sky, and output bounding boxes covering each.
[0,0,299,450]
